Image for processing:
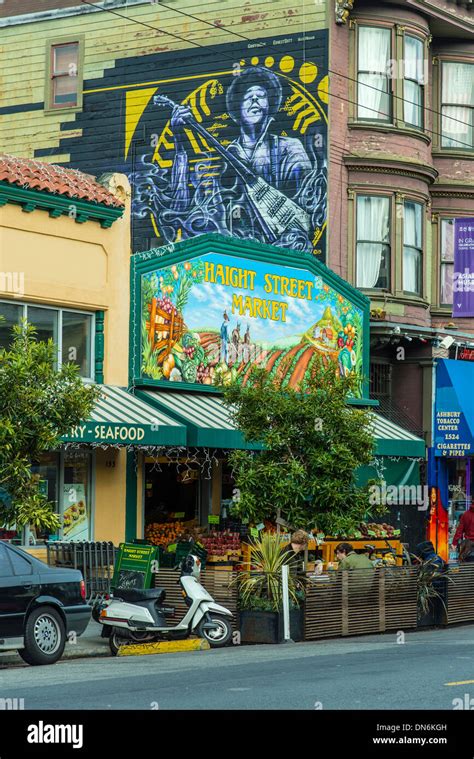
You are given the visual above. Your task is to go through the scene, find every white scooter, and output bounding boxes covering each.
[100,554,233,654]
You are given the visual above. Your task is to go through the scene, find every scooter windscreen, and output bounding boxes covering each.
[181,554,201,578]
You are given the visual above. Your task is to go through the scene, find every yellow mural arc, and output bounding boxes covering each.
[125,87,158,160]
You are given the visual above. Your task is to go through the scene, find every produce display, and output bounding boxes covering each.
[201,531,242,562]
[357,522,400,539]
[145,521,186,547]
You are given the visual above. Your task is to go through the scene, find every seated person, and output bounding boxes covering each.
[415,541,447,571]
[335,542,375,570]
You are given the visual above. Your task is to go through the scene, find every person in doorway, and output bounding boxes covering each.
[282,530,309,576]
[452,500,474,552]
[335,542,375,570]
[458,538,474,563]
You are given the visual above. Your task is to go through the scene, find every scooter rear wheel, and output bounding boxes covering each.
[109,632,125,656]
[197,614,232,647]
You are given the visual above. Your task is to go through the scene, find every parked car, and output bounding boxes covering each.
[0,541,91,665]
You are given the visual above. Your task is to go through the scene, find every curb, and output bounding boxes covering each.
[117,638,211,657]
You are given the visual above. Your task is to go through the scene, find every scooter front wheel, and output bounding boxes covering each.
[197,614,232,648]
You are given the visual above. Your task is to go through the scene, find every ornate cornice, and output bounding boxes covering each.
[336,0,473,31]
[335,0,354,24]
[343,155,439,184]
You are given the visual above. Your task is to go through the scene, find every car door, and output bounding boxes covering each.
[0,543,37,639]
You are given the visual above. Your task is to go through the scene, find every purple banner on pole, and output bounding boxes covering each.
[453,218,474,318]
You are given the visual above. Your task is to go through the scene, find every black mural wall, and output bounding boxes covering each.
[35,31,328,258]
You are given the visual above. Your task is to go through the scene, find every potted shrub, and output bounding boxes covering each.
[234,533,306,644]
[416,557,448,628]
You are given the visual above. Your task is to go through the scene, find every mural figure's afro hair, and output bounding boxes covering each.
[226,66,282,123]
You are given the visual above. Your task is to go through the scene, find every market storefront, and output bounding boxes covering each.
[124,233,426,556]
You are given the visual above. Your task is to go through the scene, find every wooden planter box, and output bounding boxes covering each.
[240,609,303,644]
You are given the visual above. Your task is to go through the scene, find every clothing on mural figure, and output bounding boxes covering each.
[220,311,230,363]
[167,67,324,252]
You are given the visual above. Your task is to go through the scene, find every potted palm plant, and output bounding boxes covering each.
[233,533,306,644]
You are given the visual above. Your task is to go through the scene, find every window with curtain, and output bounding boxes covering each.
[440,219,454,305]
[356,195,391,289]
[404,36,425,128]
[403,201,423,295]
[357,26,392,121]
[441,62,474,149]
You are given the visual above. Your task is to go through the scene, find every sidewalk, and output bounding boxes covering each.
[0,621,109,665]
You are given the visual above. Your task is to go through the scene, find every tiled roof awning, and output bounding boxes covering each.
[0,154,124,207]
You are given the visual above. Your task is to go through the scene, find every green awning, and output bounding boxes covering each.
[136,389,259,449]
[61,385,186,446]
[135,391,425,455]
[356,458,421,488]
[371,413,425,457]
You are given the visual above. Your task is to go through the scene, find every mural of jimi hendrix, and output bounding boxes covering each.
[133,66,327,254]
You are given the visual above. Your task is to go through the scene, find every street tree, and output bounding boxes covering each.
[0,322,100,532]
[220,359,386,535]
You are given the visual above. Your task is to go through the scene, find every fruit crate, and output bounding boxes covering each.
[319,539,403,566]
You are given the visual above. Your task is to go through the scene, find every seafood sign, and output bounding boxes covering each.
[139,249,365,395]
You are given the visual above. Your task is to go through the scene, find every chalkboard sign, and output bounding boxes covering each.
[112,543,158,591]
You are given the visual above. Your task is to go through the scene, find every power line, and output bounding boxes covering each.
[79,0,473,143]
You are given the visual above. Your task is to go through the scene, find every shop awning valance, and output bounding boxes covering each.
[61,385,186,446]
[136,389,259,450]
[371,413,425,457]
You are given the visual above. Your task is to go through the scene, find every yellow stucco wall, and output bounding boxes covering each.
[0,173,131,385]
[0,173,132,544]
[94,448,127,545]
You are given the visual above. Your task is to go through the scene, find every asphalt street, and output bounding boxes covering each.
[1,625,474,710]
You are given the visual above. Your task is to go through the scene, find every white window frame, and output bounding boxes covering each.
[0,300,96,381]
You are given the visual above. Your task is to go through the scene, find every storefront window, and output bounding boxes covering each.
[62,450,92,541]
[447,458,474,545]
[31,452,60,544]
[0,302,22,350]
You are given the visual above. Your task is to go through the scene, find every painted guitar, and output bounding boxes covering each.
[153,94,310,241]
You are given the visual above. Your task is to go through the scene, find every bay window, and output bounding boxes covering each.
[404,36,425,129]
[441,62,474,150]
[403,201,423,295]
[356,195,391,289]
[357,26,392,121]
[440,219,454,305]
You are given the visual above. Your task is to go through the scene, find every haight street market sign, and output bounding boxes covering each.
[132,235,370,398]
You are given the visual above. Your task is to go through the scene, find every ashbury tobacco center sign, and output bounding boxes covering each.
[133,235,370,398]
